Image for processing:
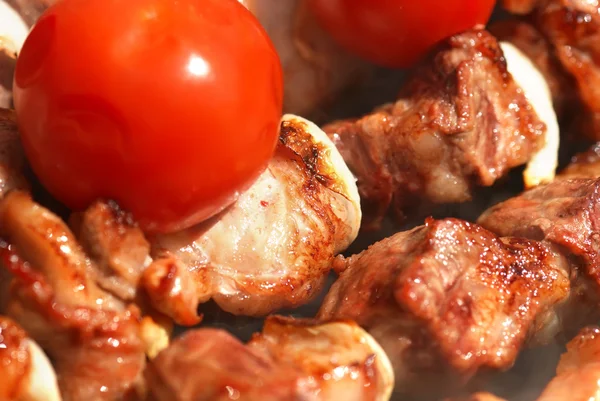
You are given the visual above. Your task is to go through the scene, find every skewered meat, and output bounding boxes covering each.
[0,316,62,401]
[149,114,361,317]
[146,316,394,401]
[322,29,557,231]
[317,217,575,396]
[0,191,148,401]
[478,178,600,290]
[561,142,600,178]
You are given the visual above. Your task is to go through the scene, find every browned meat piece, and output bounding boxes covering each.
[146,316,394,401]
[5,0,55,26]
[478,178,600,289]
[503,0,541,14]
[70,200,151,302]
[561,142,600,178]
[150,115,361,317]
[0,191,146,401]
[490,20,578,116]
[533,0,600,140]
[323,29,545,230]
[317,218,573,396]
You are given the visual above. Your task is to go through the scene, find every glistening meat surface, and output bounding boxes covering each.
[146,316,394,401]
[323,29,546,230]
[318,218,573,397]
[149,115,361,317]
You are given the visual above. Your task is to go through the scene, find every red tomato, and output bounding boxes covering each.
[13,0,283,233]
[308,0,496,68]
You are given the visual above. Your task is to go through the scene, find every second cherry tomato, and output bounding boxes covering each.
[308,0,496,68]
[14,0,283,233]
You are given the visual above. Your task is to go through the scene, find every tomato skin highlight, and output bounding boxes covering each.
[308,0,496,68]
[13,0,283,233]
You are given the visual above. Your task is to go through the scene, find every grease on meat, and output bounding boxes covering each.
[323,29,550,230]
[318,218,572,396]
[0,191,147,401]
[146,316,394,401]
[149,115,361,317]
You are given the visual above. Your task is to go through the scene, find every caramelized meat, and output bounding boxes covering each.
[0,191,146,401]
[323,29,545,230]
[490,20,578,116]
[318,218,572,396]
[478,178,600,288]
[561,142,600,178]
[146,316,394,401]
[150,115,361,317]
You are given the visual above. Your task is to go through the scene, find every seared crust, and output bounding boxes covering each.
[324,29,545,230]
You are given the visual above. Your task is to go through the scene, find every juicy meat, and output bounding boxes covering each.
[146,316,394,401]
[0,191,146,401]
[478,178,600,290]
[150,115,361,317]
[317,218,572,396]
[323,29,545,230]
[561,142,600,178]
[534,0,600,140]
[490,20,578,116]
[70,200,151,302]
[240,0,370,116]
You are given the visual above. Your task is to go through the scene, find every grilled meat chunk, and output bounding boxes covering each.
[478,178,600,289]
[150,115,361,317]
[318,218,573,396]
[0,316,62,401]
[561,142,600,178]
[323,29,549,230]
[0,191,147,401]
[146,316,394,401]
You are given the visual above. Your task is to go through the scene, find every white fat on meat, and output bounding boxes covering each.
[151,114,361,316]
[500,41,560,188]
[0,0,28,53]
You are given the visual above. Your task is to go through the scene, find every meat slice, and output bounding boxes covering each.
[0,191,147,401]
[0,316,62,401]
[317,218,573,396]
[561,142,600,178]
[478,178,600,289]
[150,114,361,317]
[146,316,394,401]
[323,29,551,230]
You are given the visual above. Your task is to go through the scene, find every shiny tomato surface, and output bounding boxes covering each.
[13,0,283,233]
[308,0,496,68]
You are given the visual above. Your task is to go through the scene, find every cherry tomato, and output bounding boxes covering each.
[308,0,496,68]
[13,0,283,233]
